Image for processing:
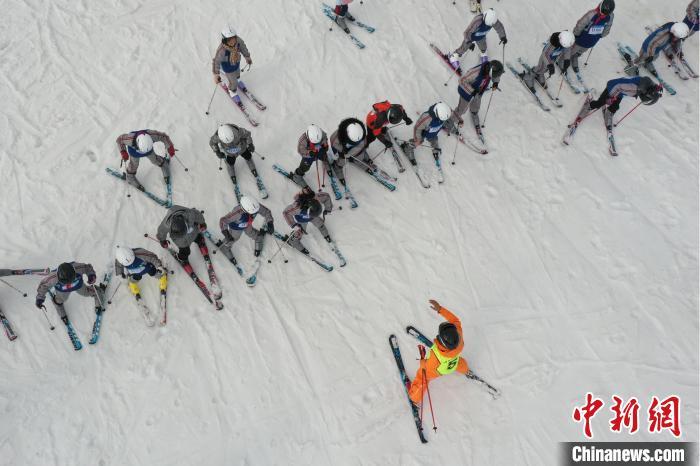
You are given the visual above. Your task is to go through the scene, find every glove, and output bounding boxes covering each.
[404,116,413,125]
[468,42,475,51]
[382,139,392,149]
[491,81,499,91]
[248,144,255,154]
[215,150,225,160]
[562,59,571,74]
[500,37,508,45]
[167,146,175,157]
[222,229,233,241]
[292,225,304,240]
[214,75,221,84]
[120,272,127,279]
[35,299,44,309]
[87,274,96,285]
[199,223,207,232]
[429,299,441,313]
[266,222,274,234]
[120,150,129,161]
[160,239,170,249]
[245,57,252,65]
[380,127,388,135]
[145,263,157,276]
[547,64,555,77]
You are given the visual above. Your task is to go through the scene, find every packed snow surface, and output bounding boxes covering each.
[0,0,697,464]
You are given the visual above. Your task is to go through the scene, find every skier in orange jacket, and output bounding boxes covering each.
[408,299,470,404]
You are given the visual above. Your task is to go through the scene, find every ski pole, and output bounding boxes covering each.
[254,151,266,161]
[443,72,456,87]
[0,279,27,297]
[419,345,437,432]
[315,160,322,191]
[91,284,105,309]
[613,101,642,128]
[556,75,565,100]
[205,84,217,116]
[39,305,55,330]
[450,133,459,165]
[584,48,594,67]
[218,157,223,171]
[370,147,388,161]
[501,42,506,66]
[172,153,190,172]
[480,90,495,128]
[107,281,121,304]
[267,235,289,264]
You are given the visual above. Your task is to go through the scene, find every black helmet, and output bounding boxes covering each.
[387,105,403,125]
[57,262,76,284]
[306,199,322,218]
[437,322,460,350]
[488,60,504,79]
[170,214,187,236]
[600,0,615,15]
[638,77,662,105]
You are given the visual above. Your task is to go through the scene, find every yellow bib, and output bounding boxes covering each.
[430,344,460,375]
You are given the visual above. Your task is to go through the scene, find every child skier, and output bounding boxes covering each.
[212,26,252,102]
[116,129,175,190]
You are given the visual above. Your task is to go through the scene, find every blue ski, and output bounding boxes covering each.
[106,168,169,207]
[389,334,428,444]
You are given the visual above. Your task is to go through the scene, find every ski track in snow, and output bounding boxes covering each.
[0,0,697,464]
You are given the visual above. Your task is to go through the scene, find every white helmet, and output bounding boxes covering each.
[559,31,575,48]
[135,133,153,154]
[306,124,323,144]
[115,245,135,267]
[240,196,260,215]
[217,124,236,144]
[433,102,451,121]
[222,26,237,39]
[346,122,364,143]
[671,22,689,39]
[483,9,497,27]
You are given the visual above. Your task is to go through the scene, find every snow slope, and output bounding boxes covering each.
[0,0,697,464]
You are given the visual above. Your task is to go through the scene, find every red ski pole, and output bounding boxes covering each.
[419,345,438,432]
[613,101,642,128]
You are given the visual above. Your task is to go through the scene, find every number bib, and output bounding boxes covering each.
[430,344,461,375]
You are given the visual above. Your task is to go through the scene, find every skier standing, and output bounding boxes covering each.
[447,60,503,131]
[559,0,615,72]
[281,188,334,255]
[401,102,454,166]
[156,205,208,263]
[576,76,662,130]
[116,129,175,189]
[365,101,413,151]
[114,246,166,296]
[218,196,274,261]
[210,123,264,201]
[449,9,507,72]
[408,300,471,404]
[212,26,252,102]
[330,0,357,34]
[287,125,331,188]
[523,32,575,91]
[631,22,690,74]
[35,262,104,323]
[329,118,369,185]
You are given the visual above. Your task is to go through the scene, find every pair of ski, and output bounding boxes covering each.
[644,26,698,80]
[271,231,345,271]
[105,168,172,208]
[321,3,375,50]
[390,326,501,444]
[272,163,359,210]
[202,230,263,287]
[128,270,169,327]
[562,93,618,156]
[506,60,555,112]
[348,155,397,192]
[386,131,431,189]
[230,173,269,204]
[617,43,677,95]
[50,272,112,350]
[167,247,224,311]
[221,82,266,127]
